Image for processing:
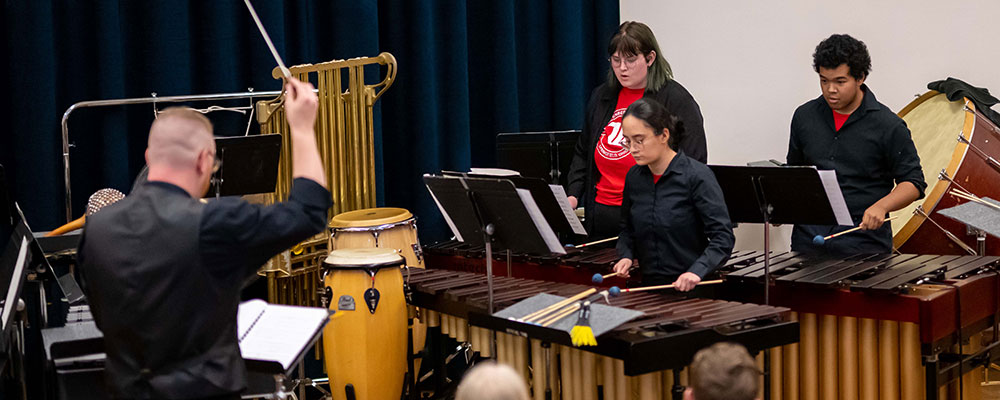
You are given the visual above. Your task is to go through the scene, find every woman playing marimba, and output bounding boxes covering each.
[612,98,734,290]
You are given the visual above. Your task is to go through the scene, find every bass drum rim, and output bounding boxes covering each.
[891,90,976,249]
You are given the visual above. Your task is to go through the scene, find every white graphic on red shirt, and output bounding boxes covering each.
[597,107,631,160]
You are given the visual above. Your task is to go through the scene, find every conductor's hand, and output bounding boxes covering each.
[284,78,319,134]
[568,196,579,209]
[673,272,701,292]
[613,258,633,278]
[860,204,888,231]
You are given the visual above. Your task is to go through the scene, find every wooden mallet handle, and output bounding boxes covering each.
[574,236,618,249]
[521,288,596,323]
[621,279,724,293]
[824,216,898,241]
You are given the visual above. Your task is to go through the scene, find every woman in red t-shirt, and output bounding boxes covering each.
[566,21,707,240]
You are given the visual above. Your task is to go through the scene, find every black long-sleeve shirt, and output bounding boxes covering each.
[78,178,331,399]
[787,85,925,254]
[616,152,735,282]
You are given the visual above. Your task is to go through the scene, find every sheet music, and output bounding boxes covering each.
[469,167,520,177]
[237,300,329,371]
[2,237,28,331]
[425,176,464,242]
[817,170,853,226]
[548,185,587,235]
[516,189,566,255]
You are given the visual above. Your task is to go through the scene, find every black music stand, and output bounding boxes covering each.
[711,165,849,400]
[424,174,567,357]
[439,172,586,240]
[710,165,850,304]
[206,134,282,198]
[938,198,1000,255]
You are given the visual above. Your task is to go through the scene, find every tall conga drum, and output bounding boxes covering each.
[329,207,427,373]
[891,90,1000,255]
[322,248,407,400]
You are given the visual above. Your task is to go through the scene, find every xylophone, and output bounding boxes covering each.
[405,267,797,400]
[424,240,634,287]
[719,250,1000,400]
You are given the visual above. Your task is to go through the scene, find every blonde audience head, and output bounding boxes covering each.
[455,362,530,400]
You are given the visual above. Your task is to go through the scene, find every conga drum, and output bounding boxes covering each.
[322,248,408,400]
[329,207,424,268]
[891,90,1000,255]
[329,207,428,373]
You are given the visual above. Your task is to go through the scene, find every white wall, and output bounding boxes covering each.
[621,0,1000,251]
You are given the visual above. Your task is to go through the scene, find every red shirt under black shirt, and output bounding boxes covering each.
[833,110,850,131]
[594,87,645,206]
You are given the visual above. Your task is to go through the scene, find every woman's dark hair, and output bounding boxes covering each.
[607,21,673,92]
[812,34,871,81]
[623,98,684,151]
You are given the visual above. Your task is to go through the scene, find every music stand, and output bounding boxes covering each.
[938,197,1000,255]
[424,174,567,356]
[206,134,282,198]
[710,165,850,304]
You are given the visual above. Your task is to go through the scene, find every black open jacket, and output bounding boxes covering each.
[566,79,707,236]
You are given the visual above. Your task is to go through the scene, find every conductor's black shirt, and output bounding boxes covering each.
[786,85,925,254]
[616,152,735,282]
[78,178,331,399]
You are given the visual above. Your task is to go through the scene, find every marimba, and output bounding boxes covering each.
[720,250,1000,400]
[406,267,797,400]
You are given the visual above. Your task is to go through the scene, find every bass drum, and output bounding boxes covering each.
[891,91,1000,255]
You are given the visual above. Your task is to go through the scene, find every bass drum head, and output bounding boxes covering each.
[330,207,412,228]
[891,91,972,240]
[323,248,405,270]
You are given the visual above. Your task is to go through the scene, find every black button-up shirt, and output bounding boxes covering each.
[787,85,925,254]
[78,178,331,399]
[616,152,735,282]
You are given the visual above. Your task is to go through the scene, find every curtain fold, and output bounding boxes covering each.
[2,0,618,243]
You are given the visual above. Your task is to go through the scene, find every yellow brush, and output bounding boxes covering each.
[569,301,597,347]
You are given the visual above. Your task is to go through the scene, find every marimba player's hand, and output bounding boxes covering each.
[673,272,701,292]
[613,258,633,278]
[860,204,887,231]
[568,196,578,209]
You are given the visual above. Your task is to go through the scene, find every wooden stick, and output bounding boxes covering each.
[574,236,618,249]
[243,0,291,79]
[620,279,724,294]
[521,288,596,323]
[540,303,581,327]
[823,216,899,241]
[951,191,1000,212]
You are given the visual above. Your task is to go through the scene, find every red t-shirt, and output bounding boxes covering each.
[652,174,662,184]
[594,87,645,206]
[833,110,850,131]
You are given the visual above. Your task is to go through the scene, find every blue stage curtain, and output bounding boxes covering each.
[2,0,618,243]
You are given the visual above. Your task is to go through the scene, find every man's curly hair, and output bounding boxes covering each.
[812,34,871,81]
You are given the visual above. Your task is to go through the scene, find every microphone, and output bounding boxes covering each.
[46,189,125,236]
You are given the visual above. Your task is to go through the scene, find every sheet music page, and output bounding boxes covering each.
[238,302,329,371]
[516,189,566,255]
[236,299,267,340]
[469,167,520,177]
[817,170,853,226]
[548,185,587,236]
[425,176,464,242]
